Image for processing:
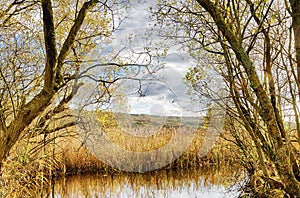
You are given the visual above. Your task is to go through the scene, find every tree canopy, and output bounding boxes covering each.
[0,0,159,171]
[1,0,300,196]
[153,0,300,196]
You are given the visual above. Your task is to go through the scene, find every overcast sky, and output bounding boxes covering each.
[109,1,205,117]
[72,0,219,117]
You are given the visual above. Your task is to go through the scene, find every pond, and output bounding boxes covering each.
[46,165,243,198]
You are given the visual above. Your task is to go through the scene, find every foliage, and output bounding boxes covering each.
[0,0,162,195]
[152,0,300,196]
[0,0,159,169]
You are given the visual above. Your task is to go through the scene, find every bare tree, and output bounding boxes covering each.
[0,0,160,174]
[153,0,300,196]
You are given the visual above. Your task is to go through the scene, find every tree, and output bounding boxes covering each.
[0,0,158,174]
[153,0,300,196]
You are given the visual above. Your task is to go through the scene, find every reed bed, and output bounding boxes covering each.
[0,111,239,197]
[55,126,238,175]
[50,163,243,198]
[1,140,59,197]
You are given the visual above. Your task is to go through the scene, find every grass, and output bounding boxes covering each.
[50,163,243,198]
[1,142,57,197]
[54,126,238,175]
[0,111,240,197]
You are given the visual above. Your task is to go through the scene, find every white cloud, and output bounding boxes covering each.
[106,1,208,117]
[73,1,219,117]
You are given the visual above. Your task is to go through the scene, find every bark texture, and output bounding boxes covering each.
[0,0,97,172]
[196,0,300,196]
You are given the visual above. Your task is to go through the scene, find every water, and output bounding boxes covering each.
[47,166,242,198]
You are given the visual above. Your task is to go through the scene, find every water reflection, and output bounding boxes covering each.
[49,166,241,198]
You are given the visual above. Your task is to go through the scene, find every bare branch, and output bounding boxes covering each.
[56,0,99,86]
[41,0,58,93]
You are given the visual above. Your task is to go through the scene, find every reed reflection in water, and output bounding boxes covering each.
[49,165,242,198]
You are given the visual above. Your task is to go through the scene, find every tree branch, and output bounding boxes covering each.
[290,0,300,98]
[195,0,283,147]
[42,0,58,93]
[55,0,99,86]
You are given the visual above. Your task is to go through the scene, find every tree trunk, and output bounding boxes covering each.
[0,0,99,174]
[0,90,54,174]
[196,0,300,196]
[290,0,300,97]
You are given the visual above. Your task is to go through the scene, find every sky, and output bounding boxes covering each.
[72,0,222,117]
[72,0,226,173]
[109,0,205,117]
